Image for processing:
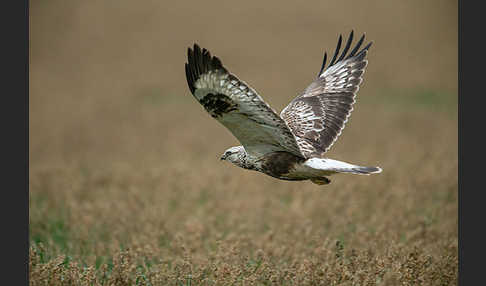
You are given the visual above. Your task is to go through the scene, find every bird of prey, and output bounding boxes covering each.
[184,31,382,185]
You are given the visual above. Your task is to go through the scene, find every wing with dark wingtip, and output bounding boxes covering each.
[185,44,303,158]
[281,31,372,158]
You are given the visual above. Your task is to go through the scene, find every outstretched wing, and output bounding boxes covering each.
[185,44,302,158]
[280,31,372,158]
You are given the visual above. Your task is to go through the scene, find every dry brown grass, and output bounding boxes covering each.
[30,0,457,284]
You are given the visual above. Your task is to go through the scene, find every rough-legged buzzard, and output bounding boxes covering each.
[184,31,382,185]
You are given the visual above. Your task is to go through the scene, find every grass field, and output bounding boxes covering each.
[30,0,457,284]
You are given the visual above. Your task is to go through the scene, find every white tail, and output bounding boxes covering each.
[303,158,382,176]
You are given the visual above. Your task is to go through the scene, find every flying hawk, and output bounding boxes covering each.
[184,31,382,185]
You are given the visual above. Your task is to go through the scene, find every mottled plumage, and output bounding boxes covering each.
[281,31,371,158]
[185,31,382,185]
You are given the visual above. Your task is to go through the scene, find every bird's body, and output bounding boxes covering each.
[221,147,379,185]
[185,31,382,185]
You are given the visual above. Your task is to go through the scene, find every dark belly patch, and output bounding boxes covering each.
[199,93,238,118]
[260,152,305,179]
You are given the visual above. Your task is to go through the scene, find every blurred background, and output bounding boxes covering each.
[30,0,457,283]
[30,0,456,169]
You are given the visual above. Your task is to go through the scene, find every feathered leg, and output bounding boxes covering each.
[310,177,331,185]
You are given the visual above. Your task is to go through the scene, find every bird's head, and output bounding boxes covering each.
[220,146,246,166]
